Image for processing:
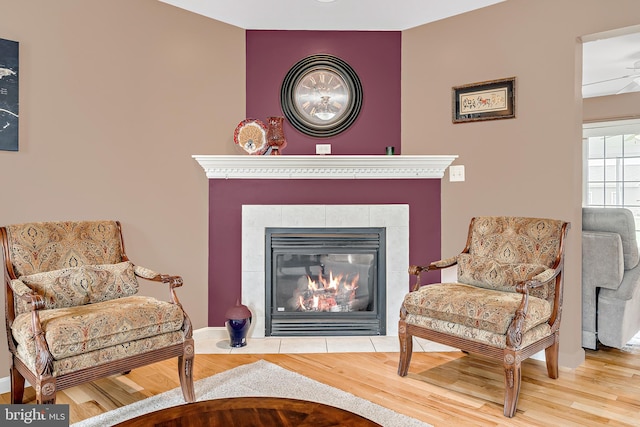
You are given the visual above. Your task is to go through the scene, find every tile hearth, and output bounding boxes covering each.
[193,328,459,354]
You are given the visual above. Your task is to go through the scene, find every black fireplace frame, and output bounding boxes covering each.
[265,227,386,337]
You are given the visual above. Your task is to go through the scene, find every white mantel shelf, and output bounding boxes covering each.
[192,155,458,179]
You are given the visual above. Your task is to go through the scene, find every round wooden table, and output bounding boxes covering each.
[114,396,382,426]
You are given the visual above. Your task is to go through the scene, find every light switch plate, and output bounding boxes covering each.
[449,165,465,182]
[316,144,331,155]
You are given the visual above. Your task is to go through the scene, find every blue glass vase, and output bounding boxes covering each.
[225,300,252,348]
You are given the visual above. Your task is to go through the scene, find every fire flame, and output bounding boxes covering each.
[296,270,359,312]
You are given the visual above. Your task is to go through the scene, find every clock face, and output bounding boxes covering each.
[281,55,362,138]
[292,67,350,127]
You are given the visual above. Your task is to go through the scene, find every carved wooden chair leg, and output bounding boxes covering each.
[397,321,413,376]
[503,352,522,418]
[179,338,196,402]
[36,377,57,404]
[544,335,560,379]
[10,366,25,404]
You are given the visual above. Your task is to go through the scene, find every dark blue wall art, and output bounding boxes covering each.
[0,38,18,151]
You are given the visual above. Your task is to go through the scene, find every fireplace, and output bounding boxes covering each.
[265,227,386,336]
[193,154,457,334]
[240,204,411,339]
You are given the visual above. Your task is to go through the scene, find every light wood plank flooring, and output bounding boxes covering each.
[2,340,639,426]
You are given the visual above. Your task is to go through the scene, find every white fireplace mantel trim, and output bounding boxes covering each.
[192,154,458,179]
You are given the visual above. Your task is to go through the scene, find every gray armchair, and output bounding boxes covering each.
[582,207,640,349]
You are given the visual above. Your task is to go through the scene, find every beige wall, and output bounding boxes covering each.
[402,0,640,367]
[584,92,640,122]
[0,1,244,377]
[2,0,640,383]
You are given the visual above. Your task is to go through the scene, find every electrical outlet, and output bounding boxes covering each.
[449,165,465,182]
[316,144,331,155]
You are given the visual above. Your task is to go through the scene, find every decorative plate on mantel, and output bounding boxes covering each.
[233,118,268,155]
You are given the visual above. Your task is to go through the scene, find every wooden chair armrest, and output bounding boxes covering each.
[133,265,191,337]
[19,292,46,310]
[507,267,561,348]
[133,265,162,280]
[152,274,184,288]
[14,292,54,376]
[11,279,46,311]
[408,256,458,291]
[11,278,39,299]
[134,265,184,294]
[7,279,52,368]
[517,268,558,292]
[134,265,183,286]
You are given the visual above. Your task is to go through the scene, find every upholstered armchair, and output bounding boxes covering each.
[2,220,195,404]
[398,216,570,417]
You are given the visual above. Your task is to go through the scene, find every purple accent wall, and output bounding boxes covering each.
[246,31,401,155]
[207,30,441,327]
[208,179,441,326]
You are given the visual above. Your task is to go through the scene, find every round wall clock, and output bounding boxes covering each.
[280,54,363,138]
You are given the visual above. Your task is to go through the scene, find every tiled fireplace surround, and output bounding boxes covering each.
[194,155,457,352]
[242,203,407,338]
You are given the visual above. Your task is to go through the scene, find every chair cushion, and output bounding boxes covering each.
[403,314,552,349]
[11,295,185,361]
[17,331,186,377]
[16,261,138,315]
[457,253,547,292]
[6,220,124,277]
[402,283,552,336]
[469,217,564,267]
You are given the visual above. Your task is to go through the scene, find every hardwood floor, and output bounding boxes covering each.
[2,340,639,426]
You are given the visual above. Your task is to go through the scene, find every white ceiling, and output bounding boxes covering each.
[159,0,640,99]
[583,31,640,98]
[158,0,505,31]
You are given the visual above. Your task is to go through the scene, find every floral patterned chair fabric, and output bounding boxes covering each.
[2,220,195,404]
[398,216,570,418]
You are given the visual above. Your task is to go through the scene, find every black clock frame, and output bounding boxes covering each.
[280,54,363,138]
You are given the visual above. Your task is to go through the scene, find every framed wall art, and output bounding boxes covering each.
[0,37,18,151]
[452,77,515,124]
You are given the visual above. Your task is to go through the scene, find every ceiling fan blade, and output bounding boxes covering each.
[617,77,640,94]
[583,73,638,86]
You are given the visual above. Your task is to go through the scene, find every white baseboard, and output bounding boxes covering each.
[0,376,9,395]
[0,375,31,395]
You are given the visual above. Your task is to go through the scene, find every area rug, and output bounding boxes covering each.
[71,360,432,427]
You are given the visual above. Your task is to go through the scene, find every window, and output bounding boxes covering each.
[584,119,640,240]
